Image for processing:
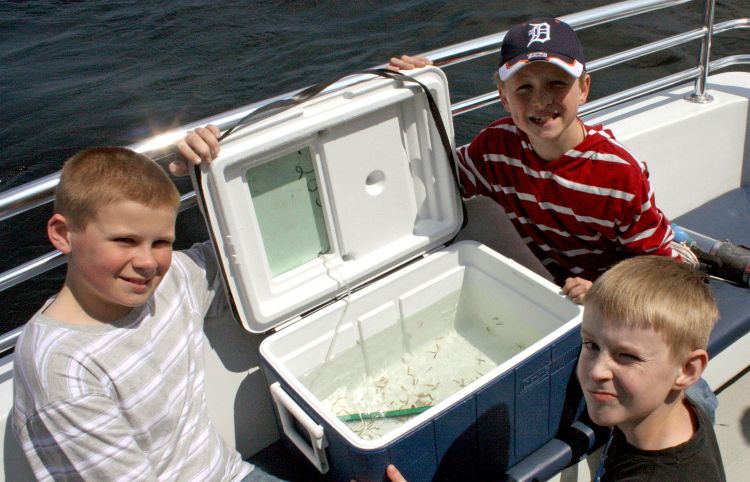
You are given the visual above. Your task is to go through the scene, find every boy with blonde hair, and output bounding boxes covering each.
[388,18,679,304]
[578,255,725,480]
[12,144,256,480]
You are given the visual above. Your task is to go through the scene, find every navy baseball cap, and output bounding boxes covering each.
[498,18,585,82]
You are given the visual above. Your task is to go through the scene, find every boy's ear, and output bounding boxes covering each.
[497,84,510,111]
[674,348,708,390]
[48,213,73,254]
[578,74,592,105]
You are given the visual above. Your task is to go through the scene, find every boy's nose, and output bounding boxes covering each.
[132,247,159,272]
[531,88,553,107]
[588,355,613,382]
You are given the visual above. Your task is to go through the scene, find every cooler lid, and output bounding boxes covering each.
[192,67,462,333]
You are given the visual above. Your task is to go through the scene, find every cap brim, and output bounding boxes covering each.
[498,55,584,82]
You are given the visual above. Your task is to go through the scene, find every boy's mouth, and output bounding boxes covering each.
[588,389,617,402]
[122,276,147,284]
[121,276,151,289]
[529,112,559,125]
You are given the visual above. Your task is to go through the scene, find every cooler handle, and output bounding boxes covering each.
[270,382,330,473]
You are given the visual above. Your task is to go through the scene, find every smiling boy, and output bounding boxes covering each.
[389,18,678,303]
[577,256,725,481]
[12,146,254,481]
[46,199,175,324]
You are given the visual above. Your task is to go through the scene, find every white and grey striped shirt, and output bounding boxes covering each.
[12,242,252,481]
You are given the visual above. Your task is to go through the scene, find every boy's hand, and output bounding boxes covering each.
[350,464,407,482]
[387,55,433,72]
[386,464,407,482]
[563,277,592,304]
[170,124,221,176]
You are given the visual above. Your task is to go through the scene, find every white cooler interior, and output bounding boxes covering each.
[261,241,581,443]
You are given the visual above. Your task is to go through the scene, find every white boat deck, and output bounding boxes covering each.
[716,367,750,481]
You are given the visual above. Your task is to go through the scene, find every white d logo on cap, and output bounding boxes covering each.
[527,22,551,46]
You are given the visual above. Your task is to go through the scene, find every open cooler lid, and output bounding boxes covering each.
[192,67,462,333]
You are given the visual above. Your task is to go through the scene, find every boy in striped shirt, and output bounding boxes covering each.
[12,143,262,481]
[389,18,678,303]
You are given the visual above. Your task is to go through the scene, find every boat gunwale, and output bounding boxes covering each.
[1,0,747,354]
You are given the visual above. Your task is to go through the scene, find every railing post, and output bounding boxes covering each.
[687,0,717,103]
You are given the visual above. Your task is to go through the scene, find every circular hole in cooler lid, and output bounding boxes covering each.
[365,170,385,195]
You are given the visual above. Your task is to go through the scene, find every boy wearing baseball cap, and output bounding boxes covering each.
[389,18,679,303]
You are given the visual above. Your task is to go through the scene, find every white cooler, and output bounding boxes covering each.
[192,67,584,482]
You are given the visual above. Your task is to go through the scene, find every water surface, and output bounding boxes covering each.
[0,0,747,332]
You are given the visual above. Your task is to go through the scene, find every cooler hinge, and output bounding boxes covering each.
[273,315,303,333]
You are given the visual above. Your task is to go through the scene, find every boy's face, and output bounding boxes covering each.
[576,306,685,433]
[60,200,176,321]
[498,62,590,156]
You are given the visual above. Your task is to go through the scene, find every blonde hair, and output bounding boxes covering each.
[584,256,718,358]
[54,147,180,231]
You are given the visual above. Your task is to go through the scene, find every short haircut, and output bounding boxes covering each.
[584,256,719,358]
[54,147,180,231]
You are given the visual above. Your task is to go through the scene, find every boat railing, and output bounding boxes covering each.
[0,0,747,352]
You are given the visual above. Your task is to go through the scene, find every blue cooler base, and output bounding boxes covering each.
[258,327,583,482]
[248,439,328,481]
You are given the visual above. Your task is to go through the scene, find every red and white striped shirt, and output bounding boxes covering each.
[457,117,677,284]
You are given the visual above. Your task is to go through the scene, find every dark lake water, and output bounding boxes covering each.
[0,0,748,333]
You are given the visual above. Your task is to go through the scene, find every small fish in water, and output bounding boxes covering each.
[427,343,441,358]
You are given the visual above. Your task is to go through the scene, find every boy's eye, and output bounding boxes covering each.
[114,238,135,245]
[618,352,642,363]
[154,239,174,248]
[581,341,598,351]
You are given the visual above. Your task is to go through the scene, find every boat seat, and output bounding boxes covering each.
[505,185,750,481]
[672,186,750,357]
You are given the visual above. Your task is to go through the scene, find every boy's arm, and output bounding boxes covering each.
[170,127,228,316]
[19,396,159,481]
[178,239,229,318]
[617,177,677,260]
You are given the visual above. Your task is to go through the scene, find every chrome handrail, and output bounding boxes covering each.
[451,18,750,117]
[422,0,694,69]
[689,0,718,102]
[0,0,699,223]
[1,0,745,350]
